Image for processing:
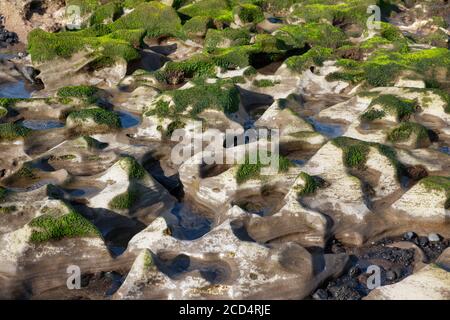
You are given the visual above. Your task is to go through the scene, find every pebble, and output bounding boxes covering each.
[385,270,397,281]
[403,231,416,241]
[418,236,429,247]
[428,233,441,242]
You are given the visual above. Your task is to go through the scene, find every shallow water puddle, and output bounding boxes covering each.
[306,116,345,138]
[267,17,283,24]
[63,186,101,198]
[0,80,32,98]
[170,202,212,240]
[20,119,65,130]
[439,146,450,155]
[117,110,141,128]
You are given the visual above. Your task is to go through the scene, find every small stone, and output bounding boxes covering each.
[428,233,441,242]
[349,266,361,278]
[386,270,397,281]
[403,231,416,241]
[418,236,429,247]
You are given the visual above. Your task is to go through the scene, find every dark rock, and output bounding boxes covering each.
[418,236,429,247]
[348,266,361,277]
[403,231,417,241]
[406,165,428,181]
[312,289,329,300]
[385,270,397,281]
[0,15,19,47]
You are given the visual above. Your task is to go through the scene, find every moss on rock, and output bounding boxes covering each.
[67,107,122,131]
[290,0,377,32]
[0,123,32,142]
[111,1,183,38]
[232,4,265,24]
[275,23,348,50]
[28,28,140,63]
[387,122,429,144]
[296,172,319,196]
[285,47,333,73]
[29,203,101,243]
[361,94,417,122]
[329,48,450,87]
[147,81,240,119]
[109,190,139,210]
[183,16,213,37]
[204,28,251,52]
[236,153,292,184]
[178,0,233,23]
[332,136,404,178]
[90,2,123,25]
[118,156,146,180]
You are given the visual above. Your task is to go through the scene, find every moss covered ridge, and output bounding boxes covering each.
[117,156,147,180]
[28,2,182,64]
[67,107,121,131]
[328,47,450,87]
[295,172,319,196]
[332,137,404,179]
[236,153,292,184]
[146,81,240,120]
[419,176,450,209]
[29,201,101,243]
[387,122,429,144]
[361,94,418,122]
[0,123,32,142]
[107,156,148,210]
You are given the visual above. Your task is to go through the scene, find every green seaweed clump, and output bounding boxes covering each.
[332,137,404,179]
[253,79,280,87]
[290,0,377,33]
[204,28,251,52]
[118,156,146,180]
[148,82,240,119]
[0,123,32,142]
[154,54,216,84]
[285,47,333,73]
[111,2,183,38]
[232,4,265,24]
[296,172,319,196]
[29,205,101,243]
[178,0,233,23]
[420,176,450,209]
[90,2,123,25]
[28,28,140,63]
[387,122,429,143]
[182,16,212,37]
[236,153,291,184]
[361,94,417,122]
[109,190,139,210]
[67,107,121,130]
[57,85,98,100]
[275,23,348,50]
[330,48,450,87]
